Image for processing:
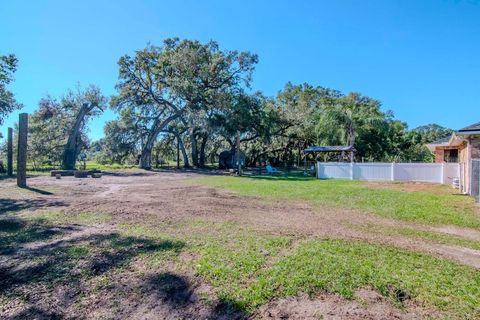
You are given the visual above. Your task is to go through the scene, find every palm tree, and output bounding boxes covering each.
[318,92,386,148]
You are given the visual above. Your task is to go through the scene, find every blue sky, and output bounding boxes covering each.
[1,0,479,141]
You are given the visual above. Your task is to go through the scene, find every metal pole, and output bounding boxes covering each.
[7,127,13,176]
[17,113,28,188]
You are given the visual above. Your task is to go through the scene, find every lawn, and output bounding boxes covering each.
[196,175,480,228]
[1,171,480,319]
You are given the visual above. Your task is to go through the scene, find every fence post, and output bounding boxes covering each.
[17,113,28,188]
[350,162,354,180]
[459,162,464,193]
[391,162,395,181]
[440,162,445,184]
[7,127,13,176]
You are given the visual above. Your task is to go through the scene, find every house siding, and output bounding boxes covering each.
[434,148,444,163]
[470,136,480,159]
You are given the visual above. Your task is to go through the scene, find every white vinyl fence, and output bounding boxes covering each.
[317,162,460,185]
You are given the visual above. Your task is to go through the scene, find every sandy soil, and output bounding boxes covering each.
[1,171,479,319]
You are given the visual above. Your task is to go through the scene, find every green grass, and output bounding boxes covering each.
[195,175,480,228]
[190,224,480,318]
[117,218,480,318]
[239,239,480,317]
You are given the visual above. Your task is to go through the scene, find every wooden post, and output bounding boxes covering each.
[7,127,13,176]
[17,113,28,188]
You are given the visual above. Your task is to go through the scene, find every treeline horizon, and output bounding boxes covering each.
[1,38,453,170]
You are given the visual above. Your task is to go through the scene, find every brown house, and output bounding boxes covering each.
[426,122,480,195]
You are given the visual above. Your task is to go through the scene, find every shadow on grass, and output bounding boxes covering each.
[0,198,68,214]
[239,174,316,182]
[0,216,189,319]
[21,186,54,195]
[146,272,248,319]
[0,214,248,319]
[0,217,80,255]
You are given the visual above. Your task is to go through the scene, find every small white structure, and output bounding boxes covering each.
[317,162,460,185]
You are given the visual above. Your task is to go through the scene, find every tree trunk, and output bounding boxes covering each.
[174,132,190,168]
[139,114,179,170]
[347,124,355,146]
[190,128,198,167]
[62,104,89,170]
[139,146,153,170]
[199,134,208,167]
[236,130,241,175]
[155,148,160,168]
[176,136,180,169]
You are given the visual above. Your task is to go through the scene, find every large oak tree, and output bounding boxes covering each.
[111,38,257,169]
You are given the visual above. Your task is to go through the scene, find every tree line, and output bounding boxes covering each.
[1,39,453,170]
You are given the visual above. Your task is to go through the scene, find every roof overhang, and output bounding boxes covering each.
[425,143,447,152]
[425,133,465,152]
[455,131,480,136]
[304,146,355,153]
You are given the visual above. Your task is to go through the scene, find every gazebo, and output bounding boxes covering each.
[303,145,356,173]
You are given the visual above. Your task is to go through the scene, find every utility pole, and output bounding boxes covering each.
[17,113,28,188]
[7,127,13,176]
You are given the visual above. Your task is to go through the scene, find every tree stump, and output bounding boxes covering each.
[74,170,89,178]
[51,170,75,177]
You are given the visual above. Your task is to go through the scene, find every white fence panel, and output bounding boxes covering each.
[318,162,351,179]
[443,163,460,185]
[353,163,391,180]
[394,163,441,183]
[317,162,460,185]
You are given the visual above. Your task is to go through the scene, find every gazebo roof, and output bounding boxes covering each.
[304,146,355,153]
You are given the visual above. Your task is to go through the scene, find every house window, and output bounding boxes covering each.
[444,149,458,163]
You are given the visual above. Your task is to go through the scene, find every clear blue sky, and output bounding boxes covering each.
[1,0,479,141]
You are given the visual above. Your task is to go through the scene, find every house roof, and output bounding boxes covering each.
[425,134,462,151]
[430,136,451,145]
[426,121,480,152]
[457,122,480,134]
[304,146,355,153]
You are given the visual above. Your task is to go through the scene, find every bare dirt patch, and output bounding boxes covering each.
[257,289,429,320]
